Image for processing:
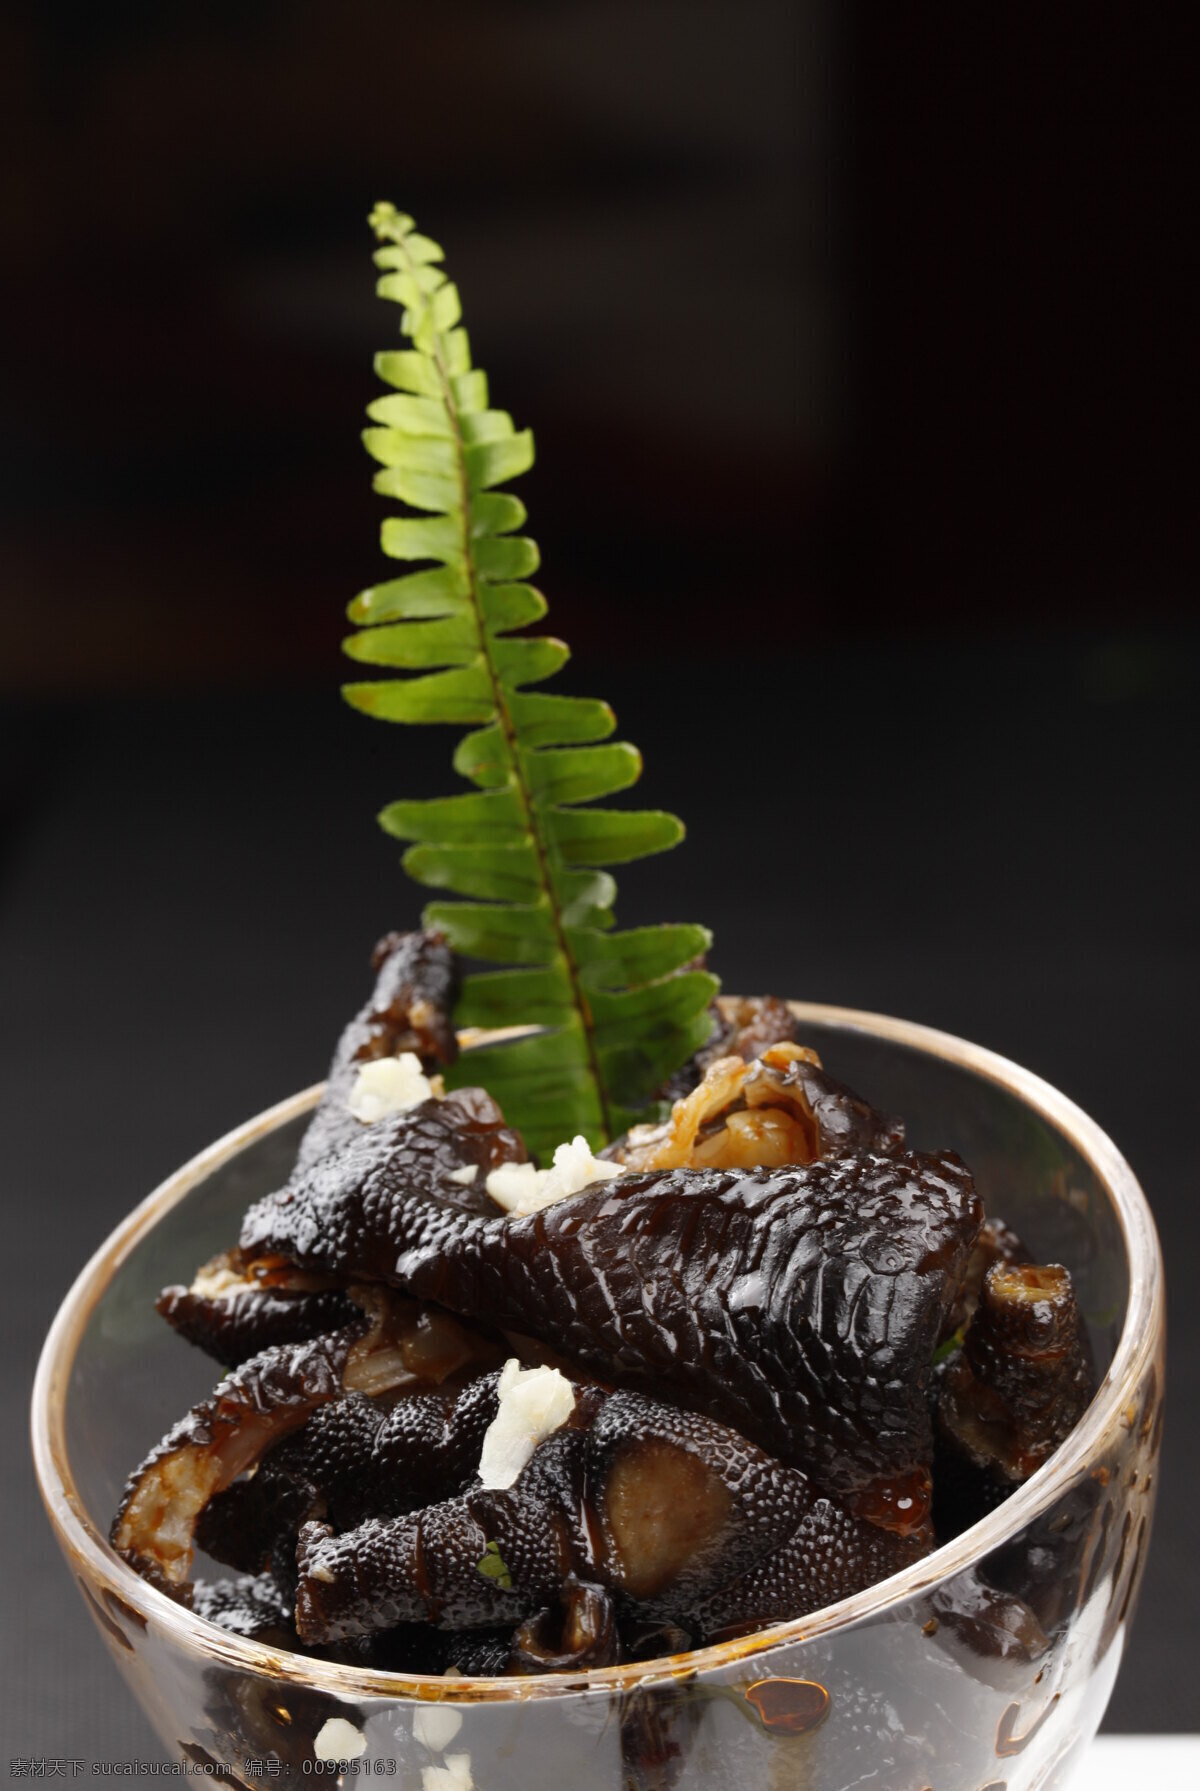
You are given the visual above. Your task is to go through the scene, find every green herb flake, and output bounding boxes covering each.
[476,1539,513,1591]
[932,1326,965,1366]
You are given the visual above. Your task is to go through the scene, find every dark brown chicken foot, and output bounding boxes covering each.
[192,1572,298,1647]
[924,1569,1050,1687]
[198,1371,506,1584]
[295,1386,927,1646]
[156,1250,359,1369]
[935,1260,1094,1535]
[295,928,462,1174]
[939,1215,1033,1344]
[244,1142,981,1518]
[112,1327,358,1596]
[287,1086,526,1235]
[112,1287,501,1596]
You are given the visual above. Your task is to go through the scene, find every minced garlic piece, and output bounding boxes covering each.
[348,1053,433,1122]
[313,1717,367,1761]
[485,1134,622,1216]
[447,1164,479,1186]
[190,1260,248,1302]
[413,1704,463,1751]
[478,1359,575,1489]
[482,1161,542,1211]
[422,1757,473,1791]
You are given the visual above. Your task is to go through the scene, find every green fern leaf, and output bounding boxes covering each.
[346,203,717,1156]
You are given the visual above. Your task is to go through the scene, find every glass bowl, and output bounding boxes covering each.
[32,1005,1164,1790]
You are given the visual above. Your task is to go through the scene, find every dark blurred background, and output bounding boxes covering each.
[3,0,1197,1756]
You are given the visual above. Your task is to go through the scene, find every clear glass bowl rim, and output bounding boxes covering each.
[31,1000,1165,1706]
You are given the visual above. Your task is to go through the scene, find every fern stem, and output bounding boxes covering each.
[393,237,614,1145]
